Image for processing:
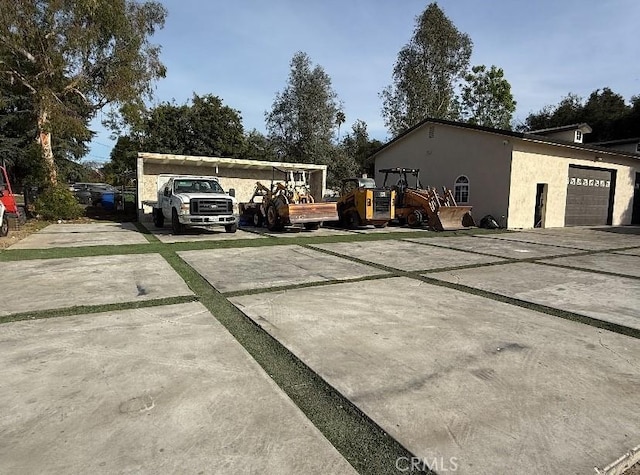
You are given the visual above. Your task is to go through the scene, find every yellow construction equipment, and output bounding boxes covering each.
[380,168,475,231]
[240,167,338,231]
[336,177,395,228]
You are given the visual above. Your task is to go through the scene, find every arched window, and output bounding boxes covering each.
[454,175,469,203]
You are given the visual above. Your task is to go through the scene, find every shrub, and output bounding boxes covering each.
[35,185,85,220]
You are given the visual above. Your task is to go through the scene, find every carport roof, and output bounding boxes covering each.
[138,152,327,171]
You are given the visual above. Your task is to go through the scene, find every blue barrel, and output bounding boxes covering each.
[101,192,115,210]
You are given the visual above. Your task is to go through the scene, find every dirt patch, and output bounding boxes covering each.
[0,219,52,250]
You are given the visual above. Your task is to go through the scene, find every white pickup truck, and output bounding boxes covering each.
[151,175,239,234]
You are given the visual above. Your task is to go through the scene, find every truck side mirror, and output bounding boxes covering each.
[228,188,235,197]
[164,187,170,197]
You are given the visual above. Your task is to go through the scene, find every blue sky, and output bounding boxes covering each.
[88,0,640,163]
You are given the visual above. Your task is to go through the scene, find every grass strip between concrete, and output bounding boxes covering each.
[159,249,433,475]
[0,295,198,325]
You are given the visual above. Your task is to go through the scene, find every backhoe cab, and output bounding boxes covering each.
[337,177,395,228]
[380,167,475,231]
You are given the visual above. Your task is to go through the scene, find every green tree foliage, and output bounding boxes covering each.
[340,120,383,177]
[141,94,245,157]
[0,0,167,185]
[326,149,359,190]
[241,129,279,161]
[103,136,139,185]
[266,51,341,164]
[461,65,516,129]
[381,2,472,136]
[524,88,639,142]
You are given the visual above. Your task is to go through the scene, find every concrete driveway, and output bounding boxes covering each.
[1,223,639,474]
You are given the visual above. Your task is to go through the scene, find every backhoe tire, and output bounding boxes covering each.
[171,209,184,235]
[304,222,319,231]
[407,210,423,228]
[253,211,263,227]
[0,216,8,237]
[344,210,360,229]
[153,209,164,228]
[225,223,238,233]
[266,204,283,232]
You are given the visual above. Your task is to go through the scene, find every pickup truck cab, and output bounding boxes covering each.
[152,175,239,234]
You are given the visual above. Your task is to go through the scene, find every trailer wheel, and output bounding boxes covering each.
[266,204,283,231]
[153,209,164,228]
[171,209,184,235]
[407,210,423,228]
[0,215,8,237]
[225,223,238,233]
[304,222,319,231]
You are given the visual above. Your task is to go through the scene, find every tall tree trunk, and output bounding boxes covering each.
[37,108,57,186]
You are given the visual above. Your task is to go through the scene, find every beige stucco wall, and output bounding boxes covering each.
[138,159,326,214]
[374,123,513,224]
[509,140,639,228]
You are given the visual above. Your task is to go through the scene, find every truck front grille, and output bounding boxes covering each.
[190,198,232,215]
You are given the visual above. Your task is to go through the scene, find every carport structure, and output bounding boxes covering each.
[136,152,328,218]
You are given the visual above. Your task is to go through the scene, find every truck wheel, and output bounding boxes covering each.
[253,211,263,227]
[304,222,319,231]
[225,223,238,233]
[153,209,164,228]
[171,210,184,235]
[266,205,283,231]
[0,216,8,237]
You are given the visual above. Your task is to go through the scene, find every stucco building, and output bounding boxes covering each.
[372,119,640,229]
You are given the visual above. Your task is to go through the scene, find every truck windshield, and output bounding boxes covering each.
[174,180,224,194]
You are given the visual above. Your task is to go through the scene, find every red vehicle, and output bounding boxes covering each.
[0,166,20,237]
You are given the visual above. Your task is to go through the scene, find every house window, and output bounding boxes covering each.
[575,130,583,143]
[636,143,640,153]
[454,175,469,203]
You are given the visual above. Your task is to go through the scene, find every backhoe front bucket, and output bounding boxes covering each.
[432,206,475,231]
[288,202,338,224]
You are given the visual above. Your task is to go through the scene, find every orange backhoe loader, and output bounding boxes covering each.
[380,168,475,231]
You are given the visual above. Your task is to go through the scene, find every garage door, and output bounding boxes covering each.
[565,166,614,226]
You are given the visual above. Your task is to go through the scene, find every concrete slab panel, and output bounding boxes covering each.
[246,226,356,239]
[8,223,148,249]
[480,229,640,251]
[148,225,264,243]
[404,236,583,259]
[430,262,640,330]
[349,225,432,234]
[230,278,640,475]
[541,252,640,278]
[0,254,193,316]
[616,247,640,257]
[178,245,385,293]
[0,302,354,474]
[311,240,503,271]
